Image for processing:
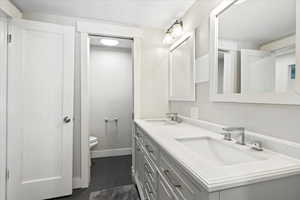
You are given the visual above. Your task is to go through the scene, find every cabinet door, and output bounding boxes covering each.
[158,176,174,200]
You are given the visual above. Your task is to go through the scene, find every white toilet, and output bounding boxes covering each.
[89,136,98,167]
[89,136,98,149]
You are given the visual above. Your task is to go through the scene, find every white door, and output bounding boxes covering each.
[7,19,74,200]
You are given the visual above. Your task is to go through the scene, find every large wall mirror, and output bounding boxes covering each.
[169,32,196,101]
[210,0,300,104]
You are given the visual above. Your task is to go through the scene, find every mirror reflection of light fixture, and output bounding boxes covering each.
[163,19,184,45]
[163,31,174,45]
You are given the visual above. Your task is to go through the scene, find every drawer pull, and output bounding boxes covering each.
[145,145,154,153]
[164,169,182,188]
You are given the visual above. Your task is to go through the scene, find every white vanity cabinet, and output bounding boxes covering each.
[133,122,300,200]
[133,124,213,200]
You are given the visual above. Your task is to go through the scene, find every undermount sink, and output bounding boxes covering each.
[145,119,178,125]
[176,137,267,167]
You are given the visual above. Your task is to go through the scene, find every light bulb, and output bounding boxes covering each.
[171,22,183,38]
[163,32,173,45]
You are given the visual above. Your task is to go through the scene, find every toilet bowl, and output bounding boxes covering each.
[89,136,98,149]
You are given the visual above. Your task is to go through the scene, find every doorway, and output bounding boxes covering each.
[81,34,135,187]
[89,36,134,156]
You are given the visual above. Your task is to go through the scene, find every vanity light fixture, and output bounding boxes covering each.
[163,31,174,45]
[163,20,184,45]
[171,20,184,38]
[100,38,119,46]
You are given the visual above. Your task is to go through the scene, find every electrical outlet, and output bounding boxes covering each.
[190,107,199,119]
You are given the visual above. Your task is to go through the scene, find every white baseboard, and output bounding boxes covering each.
[72,177,82,189]
[91,148,132,159]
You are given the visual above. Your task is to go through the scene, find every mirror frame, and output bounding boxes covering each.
[169,32,196,101]
[209,0,300,105]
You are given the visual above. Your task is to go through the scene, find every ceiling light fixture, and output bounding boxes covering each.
[163,19,184,45]
[100,39,119,46]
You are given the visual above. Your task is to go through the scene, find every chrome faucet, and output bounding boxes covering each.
[222,127,245,145]
[251,141,263,151]
[166,113,180,122]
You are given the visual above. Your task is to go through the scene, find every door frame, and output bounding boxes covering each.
[0,4,21,199]
[0,15,8,200]
[77,21,143,188]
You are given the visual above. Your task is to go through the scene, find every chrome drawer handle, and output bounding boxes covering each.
[145,145,154,153]
[164,169,181,188]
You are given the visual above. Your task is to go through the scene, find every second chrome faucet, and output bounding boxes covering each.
[222,127,246,145]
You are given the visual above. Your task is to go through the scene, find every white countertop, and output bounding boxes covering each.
[135,118,300,192]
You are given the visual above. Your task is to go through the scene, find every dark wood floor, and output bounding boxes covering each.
[53,155,133,200]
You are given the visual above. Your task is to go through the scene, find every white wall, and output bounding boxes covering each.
[89,46,133,152]
[139,29,169,118]
[170,0,300,143]
[22,12,169,179]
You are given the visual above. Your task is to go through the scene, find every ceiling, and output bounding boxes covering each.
[11,0,196,29]
[219,0,296,45]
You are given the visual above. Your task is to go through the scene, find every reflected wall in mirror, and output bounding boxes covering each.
[210,0,300,104]
[169,32,196,101]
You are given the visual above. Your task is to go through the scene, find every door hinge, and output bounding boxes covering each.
[7,34,12,43]
[6,169,10,181]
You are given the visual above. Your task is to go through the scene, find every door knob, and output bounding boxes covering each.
[63,116,71,123]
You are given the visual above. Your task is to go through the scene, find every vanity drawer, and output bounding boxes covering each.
[144,135,159,163]
[135,125,144,143]
[159,153,198,200]
[158,174,176,200]
[143,180,156,200]
[144,154,158,190]
[134,138,145,184]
